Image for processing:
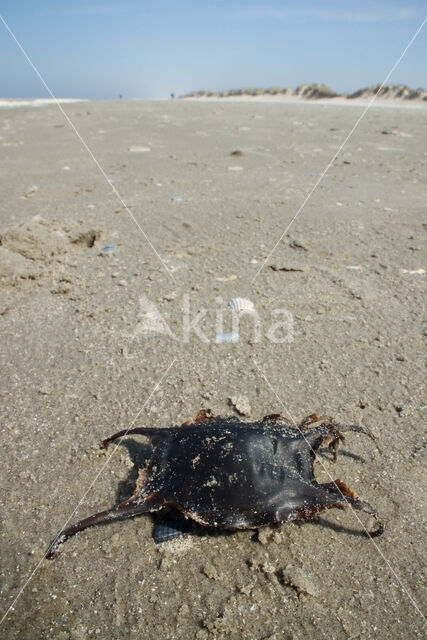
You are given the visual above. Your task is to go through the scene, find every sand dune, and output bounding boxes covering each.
[181,83,427,107]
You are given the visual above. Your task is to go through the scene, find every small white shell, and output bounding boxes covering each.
[227,298,255,313]
[129,145,151,152]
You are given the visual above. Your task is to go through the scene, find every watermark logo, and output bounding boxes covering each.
[133,294,293,343]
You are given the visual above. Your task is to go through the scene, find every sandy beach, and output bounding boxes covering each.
[0,98,425,639]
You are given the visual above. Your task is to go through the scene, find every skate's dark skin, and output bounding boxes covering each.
[46,411,383,558]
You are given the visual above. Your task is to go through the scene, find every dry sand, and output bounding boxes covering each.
[0,99,426,639]
[182,94,427,109]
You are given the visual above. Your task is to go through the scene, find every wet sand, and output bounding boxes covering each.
[0,99,426,639]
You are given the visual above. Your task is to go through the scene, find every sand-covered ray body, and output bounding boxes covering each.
[46,411,383,557]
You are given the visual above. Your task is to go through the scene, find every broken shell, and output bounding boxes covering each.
[227,298,254,313]
[100,245,116,254]
[217,274,237,281]
[153,514,193,543]
[129,145,151,152]
[401,268,425,275]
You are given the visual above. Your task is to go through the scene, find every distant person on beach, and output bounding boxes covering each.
[170,92,175,99]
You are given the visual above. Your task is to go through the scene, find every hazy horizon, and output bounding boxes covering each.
[1,1,426,100]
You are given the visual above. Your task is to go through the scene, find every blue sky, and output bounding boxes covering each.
[0,1,426,99]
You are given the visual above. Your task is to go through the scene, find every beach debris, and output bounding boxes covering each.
[227,298,254,313]
[162,292,177,301]
[129,145,151,152]
[228,166,243,171]
[346,265,362,271]
[217,274,237,281]
[46,411,383,557]
[38,386,52,396]
[72,229,100,248]
[230,149,244,156]
[100,245,116,254]
[380,129,412,138]
[270,265,303,273]
[23,185,38,199]
[216,332,239,343]
[229,395,251,416]
[289,239,307,251]
[401,268,425,275]
[171,196,182,202]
